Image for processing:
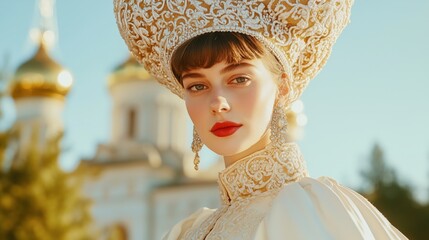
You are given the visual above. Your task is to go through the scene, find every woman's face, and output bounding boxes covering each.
[182,59,278,157]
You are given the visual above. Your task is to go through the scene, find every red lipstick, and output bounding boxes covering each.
[210,121,242,137]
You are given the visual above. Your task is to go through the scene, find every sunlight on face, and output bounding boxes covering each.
[182,59,278,157]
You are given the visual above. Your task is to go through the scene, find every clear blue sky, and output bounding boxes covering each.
[1,1,428,199]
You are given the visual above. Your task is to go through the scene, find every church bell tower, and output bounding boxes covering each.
[9,0,73,155]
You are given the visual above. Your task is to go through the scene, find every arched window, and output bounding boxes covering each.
[127,108,136,139]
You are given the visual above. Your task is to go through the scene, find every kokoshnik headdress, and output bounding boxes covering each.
[114,0,353,103]
[114,0,353,171]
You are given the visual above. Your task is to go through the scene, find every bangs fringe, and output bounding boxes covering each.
[171,32,267,84]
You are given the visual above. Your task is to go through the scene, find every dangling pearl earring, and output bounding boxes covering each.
[191,126,203,170]
[270,76,290,148]
[270,99,288,149]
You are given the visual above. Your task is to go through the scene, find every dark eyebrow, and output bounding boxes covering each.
[220,62,255,74]
[181,62,255,81]
[182,72,205,81]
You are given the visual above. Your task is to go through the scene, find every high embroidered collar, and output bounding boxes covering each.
[217,143,308,205]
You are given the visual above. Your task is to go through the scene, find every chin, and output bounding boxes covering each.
[206,142,249,157]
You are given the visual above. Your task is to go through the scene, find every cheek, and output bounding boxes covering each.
[240,83,277,121]
[185,98,206,125]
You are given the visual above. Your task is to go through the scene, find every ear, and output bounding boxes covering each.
[277,73,289,98]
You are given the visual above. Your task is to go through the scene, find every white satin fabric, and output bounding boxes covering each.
[163,177,407,240]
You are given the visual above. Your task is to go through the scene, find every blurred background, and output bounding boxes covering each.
[0,0,428,239]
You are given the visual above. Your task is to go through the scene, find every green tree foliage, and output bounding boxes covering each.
[0,130,95,240]
[360,143,429,240]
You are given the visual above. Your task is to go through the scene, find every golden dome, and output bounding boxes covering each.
[108,54,152,88]
[10,43,73,100]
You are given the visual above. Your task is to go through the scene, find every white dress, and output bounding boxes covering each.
[163,143,407,240]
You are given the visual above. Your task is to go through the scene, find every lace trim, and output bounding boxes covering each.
[218,142,308,205]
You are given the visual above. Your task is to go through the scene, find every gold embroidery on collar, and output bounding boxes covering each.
[218,143,308,205]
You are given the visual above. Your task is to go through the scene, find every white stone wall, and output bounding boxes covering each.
[13,97,65,138]
[83,162,176,240]
[109,80,189,153]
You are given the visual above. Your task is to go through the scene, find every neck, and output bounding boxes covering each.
[223,129,271,168]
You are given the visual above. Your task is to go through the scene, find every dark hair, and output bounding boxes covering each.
[171,32,282,85]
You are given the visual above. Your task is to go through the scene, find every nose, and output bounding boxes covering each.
[210,96,231,114]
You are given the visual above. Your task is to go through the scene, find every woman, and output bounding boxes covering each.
[114,0,407,239]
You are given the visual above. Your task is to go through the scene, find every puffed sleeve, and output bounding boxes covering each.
[162,207,215,240]
[258,177,407,240]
